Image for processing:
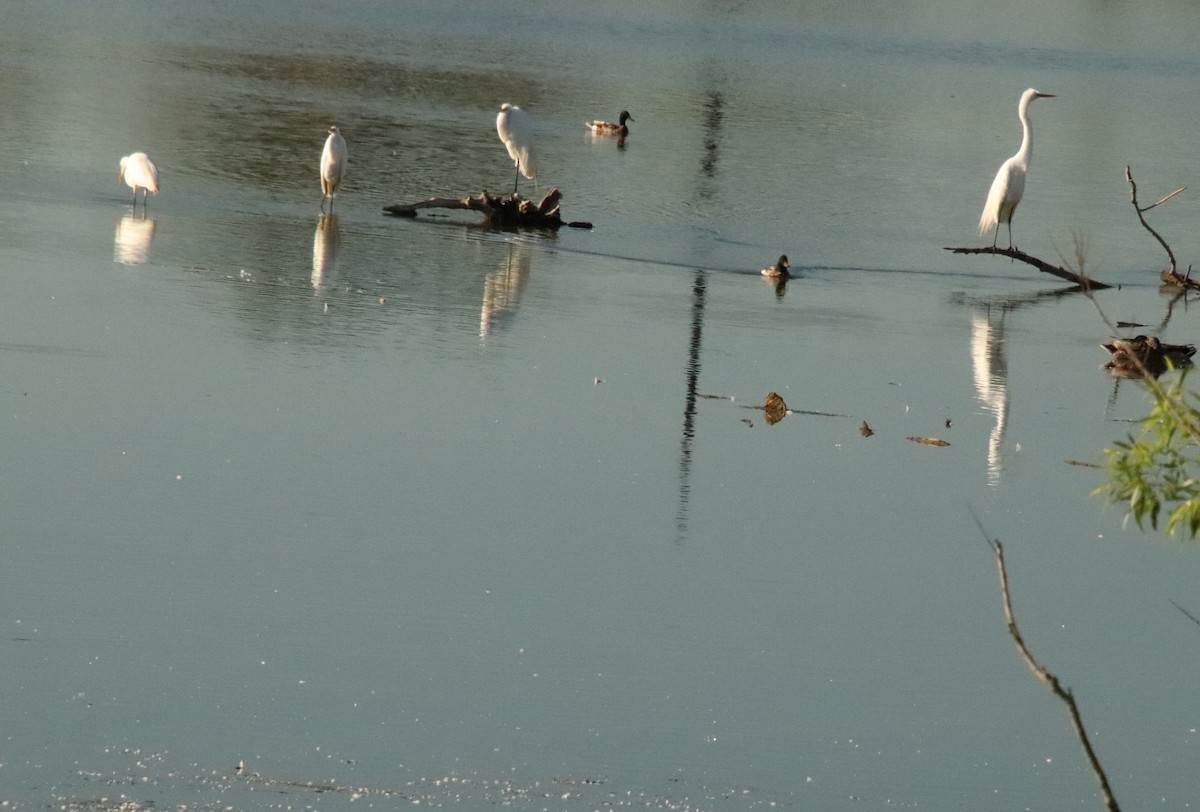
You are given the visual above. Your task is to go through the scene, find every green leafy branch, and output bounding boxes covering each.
[1096,367,1200,538]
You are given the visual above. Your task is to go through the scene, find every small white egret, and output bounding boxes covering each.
[496,103,537,194]
[978,88,1056,248]
[320,126,348,210]
[118,152,159,208]
[586,110,633,138]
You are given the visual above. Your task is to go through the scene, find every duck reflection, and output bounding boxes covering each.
[480,241,531,338]
[970,308,1010,486]
[113,213,156,265]
[311,212,341,290]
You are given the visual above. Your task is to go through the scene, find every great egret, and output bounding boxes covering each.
[118,152,158,208]
[978,88,1055,248]
[320,126,348,210]
[586,110,633,137]
[496,103,537,194]
[760,255,790,279]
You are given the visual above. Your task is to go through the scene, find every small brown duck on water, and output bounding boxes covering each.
[586,110,633,137]
[760,255,790,279]
[1102,335,1196,377]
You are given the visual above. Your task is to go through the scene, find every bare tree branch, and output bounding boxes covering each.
[1125,166,1197,290]
[971,515,1122,811]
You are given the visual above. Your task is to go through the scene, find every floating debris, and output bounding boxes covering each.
[1065,459,1103,469]
[763,392,788,425]
[384,188,592,229]
[907,436,951,447]
[859,421,874,437]
[944,418,952,429]
[740,418,753,427]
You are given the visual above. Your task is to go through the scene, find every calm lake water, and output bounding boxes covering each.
[4,2,1200,810]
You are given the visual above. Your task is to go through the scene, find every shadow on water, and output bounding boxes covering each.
[676,61,727,542]
[677,269,707,541]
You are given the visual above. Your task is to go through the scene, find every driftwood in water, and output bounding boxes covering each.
[383,188,592,229]
[943,245,1112,290]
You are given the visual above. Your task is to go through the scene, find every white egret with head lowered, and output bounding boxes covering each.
[118,152,159,208]
[978,88,1055,249]
[496,103,537,194]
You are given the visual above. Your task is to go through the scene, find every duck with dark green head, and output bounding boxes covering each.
[586,110,633,138]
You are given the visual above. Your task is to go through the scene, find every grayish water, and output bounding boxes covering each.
[3,2,1200,810]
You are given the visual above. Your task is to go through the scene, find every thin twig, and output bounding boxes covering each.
[1146,186,1186,212]
[1169,598,1200,629]
[1126,165,1179,275]
[970,513,1121,811]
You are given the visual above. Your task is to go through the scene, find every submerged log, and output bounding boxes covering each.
[383,188,593,229]
[1160,269,1200,290]
[943,245,1112,290]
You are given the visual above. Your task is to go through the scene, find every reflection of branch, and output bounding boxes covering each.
[944,245,1111,290]
[973,517,1122,812]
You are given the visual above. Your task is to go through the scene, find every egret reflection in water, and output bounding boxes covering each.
[311,212,341,290]
[113,214,156,265]
[970,308,1011,486]
[480,241,531,338]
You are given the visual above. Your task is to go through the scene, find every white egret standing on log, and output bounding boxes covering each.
[118,152,159,208]
[978,88,1055,249]
[320,126,348,210]
[496,103,537,194]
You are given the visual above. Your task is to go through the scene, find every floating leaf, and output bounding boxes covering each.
[907,436,951,447]
[859,421,874,437]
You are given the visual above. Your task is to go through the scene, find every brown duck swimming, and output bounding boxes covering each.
[760,255,790,279]
[1102,335,1195,377]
